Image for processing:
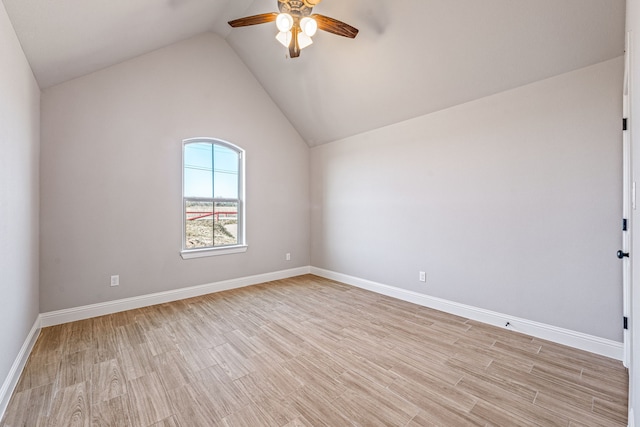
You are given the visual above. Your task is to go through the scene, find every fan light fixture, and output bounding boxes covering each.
[275,13,317,50]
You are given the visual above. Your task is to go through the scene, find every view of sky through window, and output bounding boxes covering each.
[184,142,238,199]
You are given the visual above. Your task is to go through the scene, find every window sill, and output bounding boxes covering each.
[181,245,248,259]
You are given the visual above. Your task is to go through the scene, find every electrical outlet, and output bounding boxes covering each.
[286,253,291,261]
[419,271,426,282]
[110,275,119,287]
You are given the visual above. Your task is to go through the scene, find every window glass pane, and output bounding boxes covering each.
[214,201,238,246]
[182,139,244,253]
[184,143,213,198]
[185,200,214,248]
[213,145,238,199]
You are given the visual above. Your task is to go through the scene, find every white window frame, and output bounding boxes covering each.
[181,137,247,259]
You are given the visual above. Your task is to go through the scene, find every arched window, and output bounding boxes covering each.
[181,138,246,258]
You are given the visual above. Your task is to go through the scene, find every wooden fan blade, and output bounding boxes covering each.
[228,12,278,28]
[312,14,359,38]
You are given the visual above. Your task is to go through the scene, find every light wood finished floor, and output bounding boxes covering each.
[1,275,628,426]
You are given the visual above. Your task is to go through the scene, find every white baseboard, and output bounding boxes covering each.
[0,318,40,421]
[310,267,624,361]
[36,264,625,358]
[40,266,311,327]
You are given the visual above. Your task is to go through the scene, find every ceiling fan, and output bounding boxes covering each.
[228,0,359,58]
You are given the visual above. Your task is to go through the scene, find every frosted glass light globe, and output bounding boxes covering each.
[297,32,314,49]
[276,13,294,32]
[276,31,292,47]
[300,17,318,37]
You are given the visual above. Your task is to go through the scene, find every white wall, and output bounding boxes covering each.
[40,32,310,312]
[0,0,40,400]
[311,58,623,341]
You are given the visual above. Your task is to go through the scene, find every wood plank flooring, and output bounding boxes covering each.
[1,275,628,426]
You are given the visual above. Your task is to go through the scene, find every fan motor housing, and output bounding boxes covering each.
[278,0,313,17]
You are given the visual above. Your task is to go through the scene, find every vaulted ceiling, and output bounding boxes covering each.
[2,0,626,146]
